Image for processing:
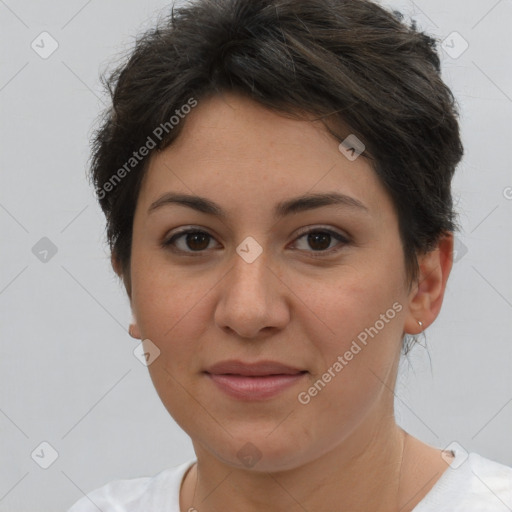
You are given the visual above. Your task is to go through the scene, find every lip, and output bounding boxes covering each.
[205,360,305,376]
[204,360,307,401]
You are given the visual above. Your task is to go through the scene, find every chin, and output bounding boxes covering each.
[198,427,317,473]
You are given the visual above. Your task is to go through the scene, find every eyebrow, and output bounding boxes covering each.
[147,191,370,218]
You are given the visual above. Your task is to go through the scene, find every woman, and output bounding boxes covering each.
[68,0,512,510]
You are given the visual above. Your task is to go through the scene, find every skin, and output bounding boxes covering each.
[114,92,454,512]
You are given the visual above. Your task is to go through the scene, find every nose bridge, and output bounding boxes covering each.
[214,234,287,337]
[229,236,272,297]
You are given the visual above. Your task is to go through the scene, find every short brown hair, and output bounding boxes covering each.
[90,0,463,349]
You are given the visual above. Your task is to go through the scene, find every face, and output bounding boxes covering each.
[128,92,415,471]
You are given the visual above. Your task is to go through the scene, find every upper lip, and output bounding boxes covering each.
[205,360,306,376]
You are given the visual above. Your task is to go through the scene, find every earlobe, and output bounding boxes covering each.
[403,232,454,334]
[128,322,142,339]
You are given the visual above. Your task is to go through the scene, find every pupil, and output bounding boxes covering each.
[308,232,330,251]
[187,233,209,250]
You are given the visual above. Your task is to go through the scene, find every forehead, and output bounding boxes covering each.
[136,93,394,223]
[151,93,355,171]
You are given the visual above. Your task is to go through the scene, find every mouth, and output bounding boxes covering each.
[204,360,308,400]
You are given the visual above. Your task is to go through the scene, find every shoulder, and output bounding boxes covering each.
[415,452,512,511]
[66,460,196,512]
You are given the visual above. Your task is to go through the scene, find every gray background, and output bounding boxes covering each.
[1,0,511,510]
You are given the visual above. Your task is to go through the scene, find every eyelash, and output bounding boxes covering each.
[161,226,350,258]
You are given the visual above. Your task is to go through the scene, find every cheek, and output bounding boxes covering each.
[129,250,214,383]
[131,246,202,332]
[130,259,213,427]
[301,261,406,356]
[292,276,405,440]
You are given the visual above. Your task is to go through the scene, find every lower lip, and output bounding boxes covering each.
[206,372,307,400]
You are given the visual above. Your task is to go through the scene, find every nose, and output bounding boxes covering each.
[214,245,290,339]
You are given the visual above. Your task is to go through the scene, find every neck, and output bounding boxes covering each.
[181,416,416,512]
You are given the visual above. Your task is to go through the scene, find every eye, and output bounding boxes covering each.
[292,227,350,256]
[162,228,218,255]
[161,226,350,256]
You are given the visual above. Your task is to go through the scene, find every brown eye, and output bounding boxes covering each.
[293,228,349,254]
[162,226,349,257]
[306,232,332,251]
[163,229,217,253]
[183,232,210,251]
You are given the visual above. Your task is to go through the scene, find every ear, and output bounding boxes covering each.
[111,252,133,300]
[111,253,139,338]
[403,232,454,334]
[111,252,123,278]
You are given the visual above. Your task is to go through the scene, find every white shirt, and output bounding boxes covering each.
[67,451,512,511]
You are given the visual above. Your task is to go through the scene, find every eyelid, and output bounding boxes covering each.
[293,224,348,240]
[162,225,350,256]
[291,225,350,256]
[163,226,220,256]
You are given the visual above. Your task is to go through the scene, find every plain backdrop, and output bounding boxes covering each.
[1,0,511,510]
